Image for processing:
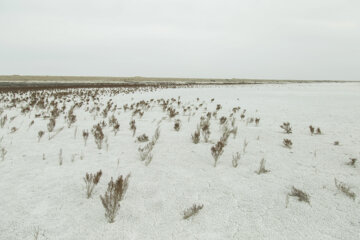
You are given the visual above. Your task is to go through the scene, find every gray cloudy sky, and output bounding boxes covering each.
[0,0,359,80]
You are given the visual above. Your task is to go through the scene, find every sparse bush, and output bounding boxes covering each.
[100,174,131,223]
[38,131,44,142]
[167,107,178,118]
[220,127,231,146]
[82,130,89,146]
[316,127,322,135]
[129,120,136,137]
[174,119,181,131]
[1,147,7,161]
[283,139,293,149]
[288,187,310,204]
[200,118,210,142]
[255,118,260,126]
[29,120,34,129]
[66,105,77,128]
[309,125,314,135]
[334,141,339,146]
[92,124,104,149]
[10,127,17,133]
[232,152,241,168]
[346,158,357,167]
[242,139,249,154]
[191,126,200,144]
[137,134,149,142]
[255,158,270,174]
[219,116,227,125]
[84,170,102,198]
[152,126,160,143]
[113,122,120,135]
[47,118,56,132]
[280,122,292,133]
[334,178,356,200]
[211,141,224,167]
[183,204,204,220]
[59,148,63,166]
[0,115,7,128]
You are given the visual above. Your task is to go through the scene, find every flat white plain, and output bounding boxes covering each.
[0,82,359,240]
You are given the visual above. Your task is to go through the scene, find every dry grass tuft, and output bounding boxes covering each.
[183,204,204,220]
[100,174,131,223]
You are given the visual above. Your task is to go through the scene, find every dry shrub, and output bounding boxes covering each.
[84,170,102,198]
[335,178,356,200]
[242,139,249,154]
[59,148,63,166]
[10,127,17,133]
[232,152,241,168]
[280,122,292,134]
[334,141,339,146]
[200,118,210,142]
[1,147,7,161]
[174,119,181,131]
[288,187,310,205]
[137,134,149,142]
[219,116,227,125]
[138,127,160,165]
[67,105,77,128]
[309,125,314,135]
[283,138,293,149]
[167,107,178,118]
[183,204,204,220]
[92,124,104,149]
[191,126,200,144]
[346,158,357,167]
[38,131,44,142]
[255,158,270,174]
[0,115,7,128]
[255,118,260,126]
[82,130,89,146]
[211,141,224,167]
[47,118,56,132]
[100,174,131,223]
[316,127,322,135]
[129,120,136,136]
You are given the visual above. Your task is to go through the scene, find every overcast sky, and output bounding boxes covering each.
[0,0,359,80]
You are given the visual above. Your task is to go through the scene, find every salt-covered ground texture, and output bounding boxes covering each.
[0,82,359,240]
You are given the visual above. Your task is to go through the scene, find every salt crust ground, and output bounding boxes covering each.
[0,83,359,239]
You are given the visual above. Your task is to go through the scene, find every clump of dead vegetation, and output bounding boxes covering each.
[129,120,136,137]
[211,141,224,167]
[283,138,293,149]
[174,119,181,131]
[137,134,149,142]
[38,131,45,142]
[191,126,201,144]
[183,204,204,220]
[92,124,104,149]
[286,187,311,207]
[255,158,270,174]
[280,122,292,134]
[100,174,131,223]
[232,152,241,168]
[84,170,102,198]
[82,130,89,146]
[309,125,322,135]
[335,178,356,200]
[1,147,7,161]
[346,158,357,167]
[138,127,160,166]
[199,117,211,142]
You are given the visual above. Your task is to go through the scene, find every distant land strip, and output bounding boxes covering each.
[0,75,353,91]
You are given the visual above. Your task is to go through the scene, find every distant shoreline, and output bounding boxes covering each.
[0,75,355,91]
